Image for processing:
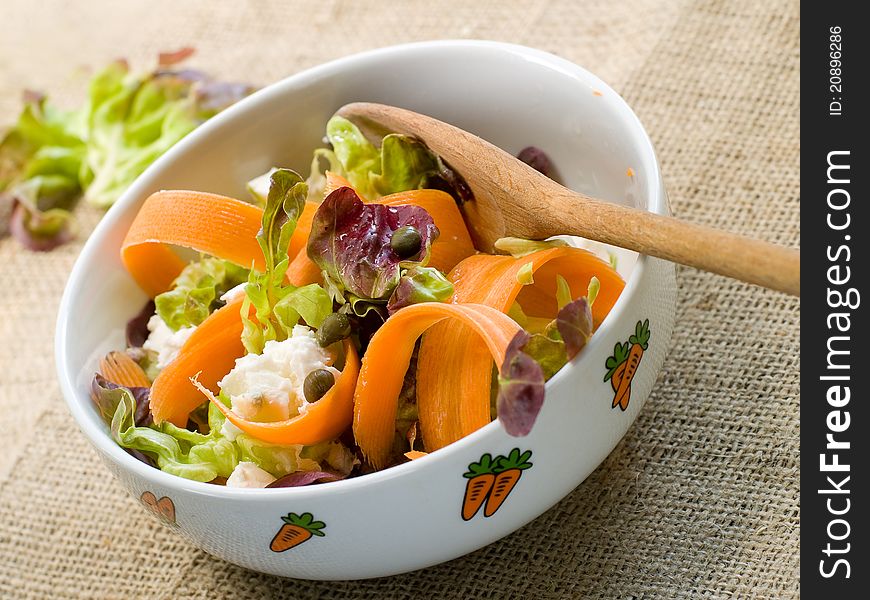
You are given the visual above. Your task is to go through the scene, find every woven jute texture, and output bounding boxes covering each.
[0,0,799,597]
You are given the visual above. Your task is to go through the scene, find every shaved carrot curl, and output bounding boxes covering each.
[150,293,360,446]
[149,297,247,426]
[121,191,264,297]
[353,302,522,470]
[121,192,317,298]
[417,247,625,451]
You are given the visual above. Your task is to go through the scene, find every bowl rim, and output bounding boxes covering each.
[55,39,664,500]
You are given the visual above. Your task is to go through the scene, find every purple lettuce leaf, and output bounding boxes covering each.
[266,470,346,488]
[556,297,593,360]
[307,187,439,300]
[91,373,153,427]
[126,448,157,468]
[126,300,155,348]
[9,199,76,251]
[517,146,555,179]
[496,331,546,437]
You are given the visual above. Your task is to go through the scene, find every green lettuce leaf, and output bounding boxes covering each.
[155,257,249,331]
[325,116,380,198]
[234,435,313,478]
[386,266,454,313]
[493,236,569,258]
[1,94,86,250]
[306,148,342,202]
[241,169,334,354]
[93,376,346,483]
[506,295,595,384]
[323,116,467,201]
[370,134,440,196]
[521,333,569,380]
[272,283,333,330]
[99,380,238,482]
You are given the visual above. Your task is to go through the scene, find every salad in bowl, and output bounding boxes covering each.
[93,114,625,489]
[58,41,675,579]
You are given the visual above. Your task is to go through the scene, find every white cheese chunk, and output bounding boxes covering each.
[218,325,341,425]
[219,282,247,304]
[226,461,277,488]
[142,314,196,369]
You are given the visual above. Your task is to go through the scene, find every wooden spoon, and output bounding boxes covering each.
[338,102,800,296]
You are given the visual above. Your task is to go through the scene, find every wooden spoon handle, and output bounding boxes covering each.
[339,102,800,296]
[532,190,800,295]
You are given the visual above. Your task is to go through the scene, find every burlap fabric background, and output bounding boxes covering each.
[0,0,799,597]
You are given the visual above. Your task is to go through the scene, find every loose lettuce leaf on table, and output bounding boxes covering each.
[80,59,253,208]
[1,94,86,249]
[0,50,253,250]
[307,187,439,301]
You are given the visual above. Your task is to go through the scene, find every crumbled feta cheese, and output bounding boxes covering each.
[142,315,196,369]
[324,441,357,475]
[226,461,276,488]
[219,282,247,304]
[218,325,340,424]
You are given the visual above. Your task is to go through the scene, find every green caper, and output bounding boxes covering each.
[303,369,335,403]
[316,312,352,347]
[390,225,422,259]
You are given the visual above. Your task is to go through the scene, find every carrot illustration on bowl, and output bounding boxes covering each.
[270,512,325,552]
[604,319,650,411]
[462,449,533,520]
[485,449,533,517]
[461,453,497,520]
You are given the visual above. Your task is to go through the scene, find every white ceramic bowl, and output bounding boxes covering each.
[56,41,676,580]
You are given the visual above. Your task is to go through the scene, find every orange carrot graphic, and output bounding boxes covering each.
[604,320,650,411]
[461,454,497,521]
[270,512,325,552]
[485,449,533,517]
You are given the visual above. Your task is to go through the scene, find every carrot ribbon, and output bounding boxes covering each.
[150,294,360,445]
[149,297,247,426]
[121,191,317,297]
[206,340,360,446]
[416,247,625,451]
[353,302,522,469]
